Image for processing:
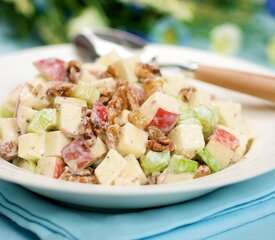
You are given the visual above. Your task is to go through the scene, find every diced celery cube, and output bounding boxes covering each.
[27,109,57,134]
[73,81,100,105]
[177,109,201,126]
[194,105,217,137]
[0,102,15,118]
[197,148,221,172]
[12,158,36,172]
[168,154,198,174]
[141,151,170,175]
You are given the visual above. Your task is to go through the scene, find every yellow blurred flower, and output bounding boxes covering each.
[3,0,34,17]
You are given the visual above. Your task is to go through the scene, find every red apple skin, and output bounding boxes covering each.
[147,108,180,133]
[91,101,108,128]
[53,157,65,179]
[33,58,66,81]
[211,128,239,151]
[61,138,92,171]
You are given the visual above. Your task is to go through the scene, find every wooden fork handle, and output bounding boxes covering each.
[195,65,275,102]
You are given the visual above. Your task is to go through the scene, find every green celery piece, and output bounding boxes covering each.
[141,151,170,175]
[27,108,57,134]
[177,109,200,126]
[168,154,198,173]
[73,81,100,105]
[197,148,221,173]
[12,158,36,172]
[194,105,216,137]
[0,102,15,118]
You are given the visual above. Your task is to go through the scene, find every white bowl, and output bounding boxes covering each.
[0,43,275,209]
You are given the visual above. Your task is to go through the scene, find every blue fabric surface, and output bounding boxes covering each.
[0,170,275,240]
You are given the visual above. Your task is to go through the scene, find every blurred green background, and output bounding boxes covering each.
[0,0,275,68]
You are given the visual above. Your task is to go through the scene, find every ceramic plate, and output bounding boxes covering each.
[0,42,275,209]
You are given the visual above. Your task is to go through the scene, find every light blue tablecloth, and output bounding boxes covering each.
[1,29,275,240]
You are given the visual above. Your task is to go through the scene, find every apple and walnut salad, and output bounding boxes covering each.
[0,50,253,186]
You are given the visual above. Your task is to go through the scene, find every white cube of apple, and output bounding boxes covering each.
[58,103,82,136]
[119,110,130,126]
[82,63,106,77]
[217,125,248,163]
[90,137,107,160]
[96,49,121,67]
[16,105,37,134]
[114,154,147,186]
[95,149,128,185]
[112,56,139,83]
[79,70,97,83]
[206,127,239,169]
[124,154,147,184]
[117,123,148,158]
[36,157,65,178]
[1,118,19,141]
[158,172,194,184]
[163,72,190,96]
[212,100,242,127]
[54,97,87,107]
[139,92,180,133]
[13,158,36,172]
[18,133,43,161]
[189,90,212,108]
[168,124,205,158]
[90,78,116,94]
[44,131,71,157]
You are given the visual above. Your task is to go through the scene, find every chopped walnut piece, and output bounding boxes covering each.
[59,166,98,184]
[179,87,197,103]
[79,115,94,139]
[99,65,117,79]
[127,85,140,111]
[147,126,174,152]
[31,83,43,96]
[128,110,147,130]
[67,60,82,83]
[0,140,18,160]
[194,165,212,178]
[105,124,120,150]
[46,82,74,98]
[136,62,161,81]
[143,78,164,100]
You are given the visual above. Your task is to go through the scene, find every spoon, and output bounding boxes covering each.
[73,29,275,103]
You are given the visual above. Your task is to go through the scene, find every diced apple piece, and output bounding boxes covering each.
[91,101,108,128]
[124,154,147,184]
[139,92,180,133]
[44,131,71,157]
[212,100,242,127]
[167,155,198,174]
[33,58,66,81]
[163,72,190,96]
[112,56,139,83]
[36,157,65,178]
[189,89,212,108]
[95,149,128,185]
[90,137,107,160]
[197,148,221,172]
[27,109,57,134]
[168,124,205,159]
[0,102,15,118]
[58,103,82,136]
[78,70,97,83]
[16,105,37,134]
[114,154,146,186]
[54,97,87,107]
[73,81,100,105]
[158,171,194,184]
[1,118,19,141]
[194,105,218,138]
[119,110,130,126]
[96,49,121,67]
[117,123,148,158]
[141,151,170,175]
[18,133,42,161]
[90,78,116,94]
[61,138,92,172]
[13,158,36,172]
[205,128,239,169]
[82,63,106,77]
